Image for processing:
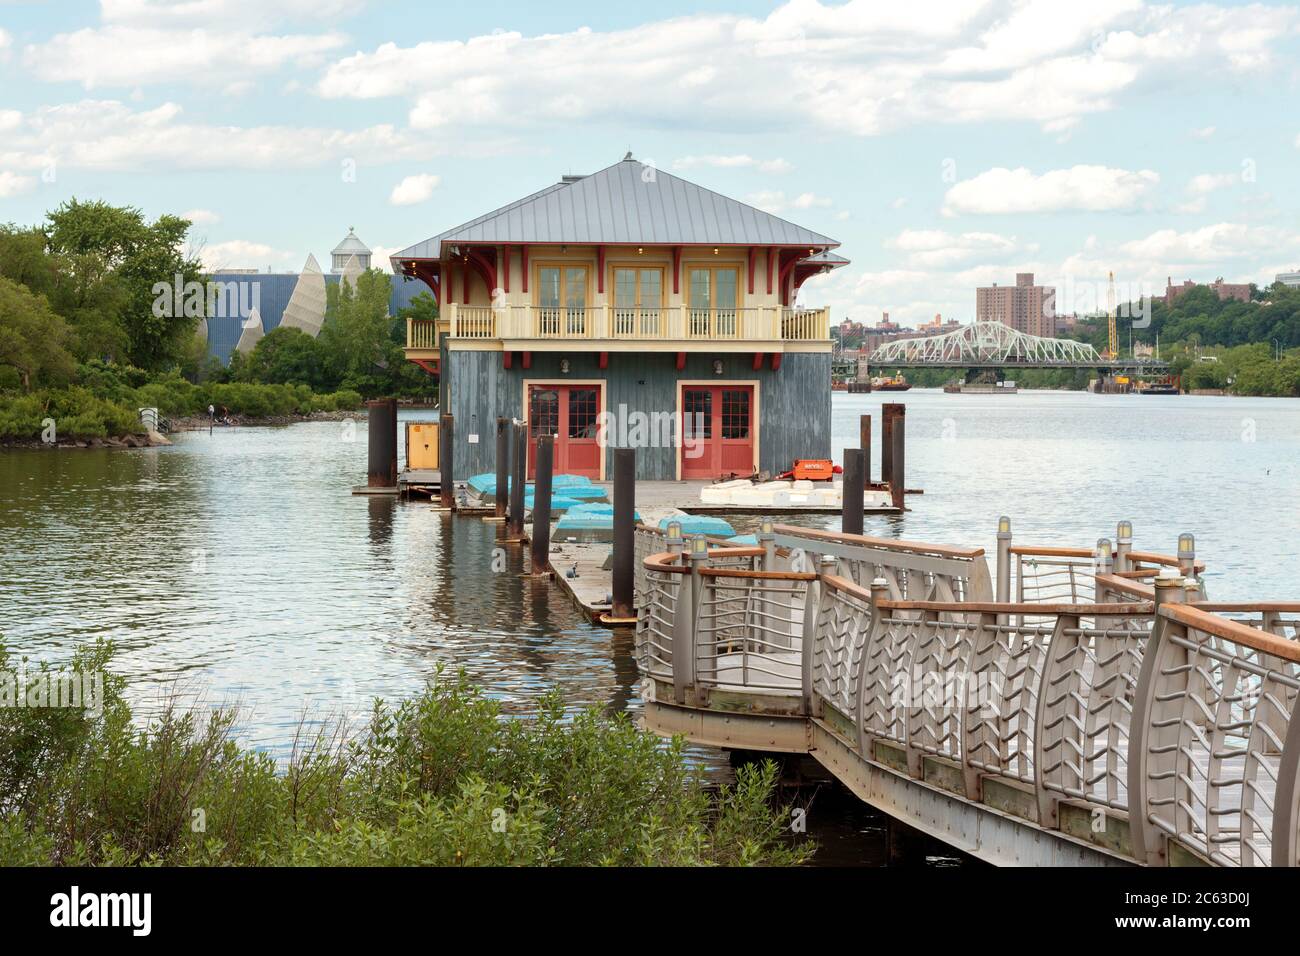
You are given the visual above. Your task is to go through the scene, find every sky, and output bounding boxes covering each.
[1,0,1298,327]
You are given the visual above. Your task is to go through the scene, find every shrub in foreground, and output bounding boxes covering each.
[0,642,811,867]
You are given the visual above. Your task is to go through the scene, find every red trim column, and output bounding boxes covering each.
[521,245,529,294]
[597,245,606,294]
[502,245,511,293]
[748,247,758,295]
[672,247,682,295]
[766,248,775,295]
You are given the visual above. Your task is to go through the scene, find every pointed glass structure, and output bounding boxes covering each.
[338,253,364,293]
[235,307,264,354]
[278,254,327,337]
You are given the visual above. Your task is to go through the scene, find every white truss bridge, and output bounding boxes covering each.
[869,320,1159,369]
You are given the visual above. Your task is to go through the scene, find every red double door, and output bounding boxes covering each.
[680,384,755,479]
[527,384,602,479]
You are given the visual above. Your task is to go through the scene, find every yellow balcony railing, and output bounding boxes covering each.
[411,304,831,349]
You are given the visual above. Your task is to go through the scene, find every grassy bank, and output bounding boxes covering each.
[0,365,364,441]
[0,642,810,866]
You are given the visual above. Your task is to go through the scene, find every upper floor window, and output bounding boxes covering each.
[612,267,663,336]
[687,266,739,337]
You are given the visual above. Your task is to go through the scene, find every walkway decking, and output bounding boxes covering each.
[634,523,1300,867]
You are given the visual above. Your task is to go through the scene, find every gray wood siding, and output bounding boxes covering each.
[444,350,830,480]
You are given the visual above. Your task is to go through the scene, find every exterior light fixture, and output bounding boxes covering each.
[637,247,644,254]
[760,518,775,535]
[691,536,708,554]
[712,360,723,375]
[667,520,682,539]
[997,515,1011,535]
[560,359,571,374]
[1117,520,1133,542]
[713,247,719,255]
[1178,533,1195,555]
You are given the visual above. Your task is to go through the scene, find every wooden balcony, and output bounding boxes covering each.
[405,304,832,356]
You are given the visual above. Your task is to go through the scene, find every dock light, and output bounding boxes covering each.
[1178,533,1195,557]
[1094,538,1113,571]
[691,536,708,555]
[667,520,682,539]
[1117,520,1133,542]
[760,518,775,535]
[997,515,1011,535]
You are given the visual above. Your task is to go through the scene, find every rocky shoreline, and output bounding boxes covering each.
[3,431,171,450]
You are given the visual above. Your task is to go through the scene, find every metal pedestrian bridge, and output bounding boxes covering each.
[633,522,1300,866]
[868,320,1167,371]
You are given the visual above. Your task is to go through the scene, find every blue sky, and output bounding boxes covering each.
[2,0,1298,326]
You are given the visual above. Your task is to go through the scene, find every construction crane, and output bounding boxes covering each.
[1102,271,1118,360]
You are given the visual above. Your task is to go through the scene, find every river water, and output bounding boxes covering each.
[3,389,1297,863]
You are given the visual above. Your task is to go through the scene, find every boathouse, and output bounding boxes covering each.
[393,155,846,481]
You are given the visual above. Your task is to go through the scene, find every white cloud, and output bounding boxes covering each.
[0,170,36,198]
[1191,125,1216,139]
[0,109,21,132]
[1188,172,1239,195]
[747,190,831,214]
[388,173,441,206]
[369,245,401,273]
[1119,222,1298,263]
[0,99,458,174]
[24,27,347,89]
[316,2,1295,139]
[101,0,361,29]
[673,154,793,174]
[887,229,1026,267]
[942,165,1159,215]
[0,28,11,62]
[198,239,294,272]
[183,208,221,225]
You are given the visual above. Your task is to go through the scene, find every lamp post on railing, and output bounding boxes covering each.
[670,536,708,706]
[995,516,1012,604]
[685,536,710,706]
[1177,532,1196,579]
[1115,520,1133,573]
[666,520,684,558]
[758,517,776,572]
[1094,538,1113,603]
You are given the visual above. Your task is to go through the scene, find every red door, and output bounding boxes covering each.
[527,384,602,479]
[680,385,754,479]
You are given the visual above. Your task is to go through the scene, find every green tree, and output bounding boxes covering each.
[44,199,203,371]
[319,269,396,393]
[243,326,329,389]
[0,277,77,390]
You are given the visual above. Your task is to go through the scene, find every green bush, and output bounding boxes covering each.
[0,643,811,867]
[0,387,143,439]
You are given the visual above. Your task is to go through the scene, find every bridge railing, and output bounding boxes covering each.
[1130,601,1300,867]
[636,518,1300,866]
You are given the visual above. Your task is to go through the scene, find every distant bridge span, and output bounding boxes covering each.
[868,320,1167,371]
